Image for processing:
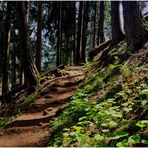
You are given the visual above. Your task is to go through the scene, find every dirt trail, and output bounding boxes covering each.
[0,66,85,147]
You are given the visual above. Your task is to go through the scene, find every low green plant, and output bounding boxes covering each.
[48,55,148,147]
[0,117,6,136]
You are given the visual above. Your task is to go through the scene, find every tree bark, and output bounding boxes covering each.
[93,2,96,49]
[97,1,105,45]
[111,1,125,46]
[89,39,112,60]
[36,2,43,73]
[56,1,62,66]
[122,1,148,49]
[80,1,85,63]
[76,1,82,65]
[2,2,11,95]
[76,1,86,64]
[73,2,76,65]
[12,39,16,90]
[15,1,40,92]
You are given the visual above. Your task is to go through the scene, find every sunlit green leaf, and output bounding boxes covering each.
[73,126,83,132]
[127,135,140,145]
[63,128,70,131]
[94,134,104,141]
[108,131,129,139]
[101,123,108,127]
[108,121,118,127]
[116,140,127,147]
[136,120,148,128]
[63,132,69,137]
[142,140,148,144]
[141,89,148,94]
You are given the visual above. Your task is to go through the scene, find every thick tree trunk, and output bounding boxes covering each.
[35,2,42,73]
[111,1,125,46]
[15,2,40,92]
[56,1,62,66]
[122,1,148,49]
[97,1,105,45]
[2,2,11,94]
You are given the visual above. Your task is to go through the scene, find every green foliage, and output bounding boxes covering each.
[0,117,6,128]
[0,117,6,136]
[48,54,148,147]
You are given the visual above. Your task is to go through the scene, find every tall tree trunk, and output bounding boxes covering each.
[122,1,148,49]
[15,2,40,92]
[97,1,105,45]
[56,1,62,66]
[111,1,125,46]
[93,2,96,49]
[2,2,11,94]
[35,2,42,73]
[80,1,85,63]
[12,41,16,90]
[82,2,89,63]
[73,1,76,65]
[19,60,23,85]
[76,2,86,64]
[76,2,82,65]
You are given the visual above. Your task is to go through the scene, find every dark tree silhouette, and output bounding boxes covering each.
[15,1,40,92]
[76,1,83,65]
[2,2,11,94]
[97,1,105,45]
[56,1,62,66]
[122,1,148,49]
[93,2,96,49]
[76,1,86,64]
[111,1,125,46]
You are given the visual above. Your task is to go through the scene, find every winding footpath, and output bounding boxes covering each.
[0,66,85,147]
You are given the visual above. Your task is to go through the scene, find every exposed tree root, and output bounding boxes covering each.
[88,39,112,60]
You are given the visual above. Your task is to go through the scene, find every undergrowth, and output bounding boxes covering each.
[48,52,148,147]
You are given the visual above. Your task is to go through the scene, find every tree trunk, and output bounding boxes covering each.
[73,1,76,65]
[12,40,16,90]
[97,1,105,45]
[122,1,148,49]
[76,1,83,65]
[15,2,40,92]
[93,2,96,49]
[80,1,85,63]
[35,2,43,73]
[82,2,89,63]
[111,1,125,46]
[56,1,62,66]
[2,2,11,94]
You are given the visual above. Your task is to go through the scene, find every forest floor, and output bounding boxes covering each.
[0,66,85,147]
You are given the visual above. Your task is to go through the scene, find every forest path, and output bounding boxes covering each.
[0,66,85,147]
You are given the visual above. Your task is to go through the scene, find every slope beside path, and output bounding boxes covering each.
[0,66,85,147]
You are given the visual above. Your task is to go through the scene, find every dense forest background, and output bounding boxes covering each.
[0,1,148,147]
[0,1,147,95]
